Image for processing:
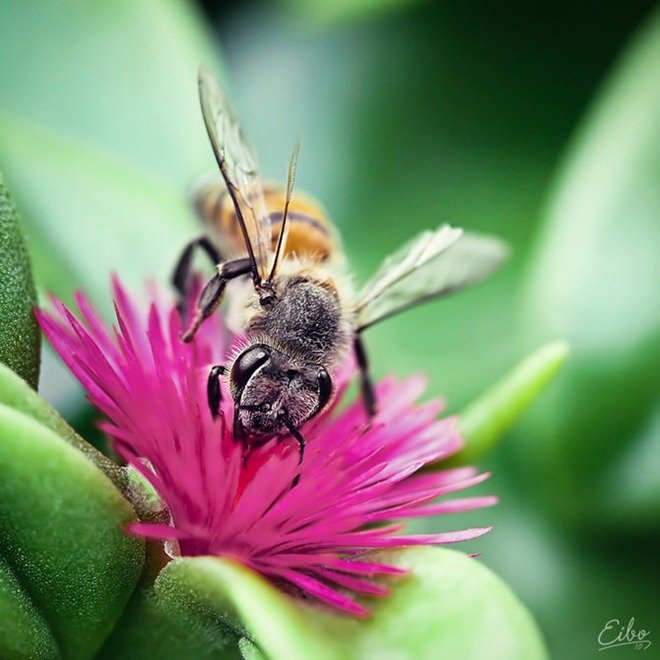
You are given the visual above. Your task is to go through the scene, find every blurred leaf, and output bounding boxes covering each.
[0,361,128,493]
[530,13,660,353]
[0,172,40,388]
[0,555,59,660]
[286,0,419,27]
[0,0,221,186]
[147,547,547,660]
[0,404,144,658]
[448,341,569,465]
[0,115,196,309]
[527,10,660,354]
[596,402,660,528]
[523,7,660,508]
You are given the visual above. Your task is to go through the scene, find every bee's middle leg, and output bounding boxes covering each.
[354,334,377,420]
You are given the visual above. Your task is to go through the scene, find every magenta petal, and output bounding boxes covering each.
[319,570,390,597]
[329,559,409,577]
[38,278,496,617]
[383,527,495,546]
[283,571,370,617]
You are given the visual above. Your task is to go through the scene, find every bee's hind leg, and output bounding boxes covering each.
[354,334,377,420]
[172,236,222,319]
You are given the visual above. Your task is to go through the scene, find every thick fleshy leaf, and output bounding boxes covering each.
[0,115,195,309]
[522,7,660,511]
[448,341,569,464]
[0,361,127,493]
[98,545,244,660]
[0,172,40,388]
[123,547,547,660]
[0,555,59,660]
[0,0,220,186]
[0,404,144,658]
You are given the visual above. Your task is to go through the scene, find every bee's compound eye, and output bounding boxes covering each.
[231,345,271,392]
[317,367,333,412]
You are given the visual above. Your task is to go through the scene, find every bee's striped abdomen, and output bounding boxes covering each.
[195,182,339,264]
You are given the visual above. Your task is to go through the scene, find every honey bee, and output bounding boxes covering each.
[174,68,508,468]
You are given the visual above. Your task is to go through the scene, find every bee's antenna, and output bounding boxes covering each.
[267,140,300,283]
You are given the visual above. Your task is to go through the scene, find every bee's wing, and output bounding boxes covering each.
[355,224,509,330]
[198,67,272,280]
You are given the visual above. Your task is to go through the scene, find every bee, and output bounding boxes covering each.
[174,68,508,468]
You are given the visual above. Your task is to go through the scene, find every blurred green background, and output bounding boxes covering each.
[1,0,659,657]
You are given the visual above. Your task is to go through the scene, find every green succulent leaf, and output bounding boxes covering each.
[0,0,221,186]
[0,554,59,660]
[0,404,145,658]
[0,115,196,310]
[109,547,547,660]
[0,172,40,389]
[99,544,245,660]
[523,6,660,511]
[449,341,569,464]
[0,361,128,493]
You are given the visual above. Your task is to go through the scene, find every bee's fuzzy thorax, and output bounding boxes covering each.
[234,258,354,370]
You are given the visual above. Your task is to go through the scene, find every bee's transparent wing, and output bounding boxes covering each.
[355,225,509,330]
[198,67,272,280]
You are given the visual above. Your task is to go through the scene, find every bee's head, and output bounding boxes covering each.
[229,344,333,435]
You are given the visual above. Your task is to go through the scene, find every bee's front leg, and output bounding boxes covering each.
[232,405,251,463]
[281,415,306,488]
[207,364,227,419]
[354,334,377,420]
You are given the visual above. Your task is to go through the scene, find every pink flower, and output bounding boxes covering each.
[37,278,496,616]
